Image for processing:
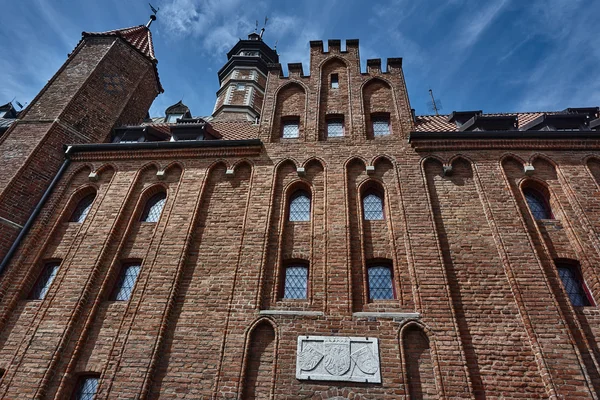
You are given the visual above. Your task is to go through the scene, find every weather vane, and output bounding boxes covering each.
[260,16,268,38]
[147,3,159,28]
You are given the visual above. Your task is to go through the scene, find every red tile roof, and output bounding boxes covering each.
[142,119,260,141]
[83,25,156,61]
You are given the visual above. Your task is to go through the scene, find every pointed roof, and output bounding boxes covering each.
[83,25,156,61]
[80,25,163,92]
[165,100,191,116]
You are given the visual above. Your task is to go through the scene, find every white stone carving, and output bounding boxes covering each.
[296,336,381,383]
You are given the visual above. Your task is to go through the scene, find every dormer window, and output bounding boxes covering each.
[166,113,183,123]
[172,132,204,141]
[240,50,259,57]
[0,111,5,118]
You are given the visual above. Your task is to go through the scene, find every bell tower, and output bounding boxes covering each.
[0,22,162,262]
[212,32,278,121]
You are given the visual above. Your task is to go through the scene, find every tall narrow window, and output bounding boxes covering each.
[363,192,384,220]
[523,188,553,220]
[283,264,308,299]
[282,118,300,139]
[368,265,394,300]
[141,192,166,223]
[557,262,592,306]
[331,73,339,89]
[111,264,141,301]
[70,194,95,223]
[73,375,99,400]
[29,262,60,300]
[326,117,344,138]
[372,115,390,136]
[289,190,311,221]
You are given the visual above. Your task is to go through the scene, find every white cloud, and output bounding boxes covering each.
[515,0,599,111]
[455,0,510,50]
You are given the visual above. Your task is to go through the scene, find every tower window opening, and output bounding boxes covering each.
[331,74,339,89]
[236,83,246,91]
[282,118,300,139]
[372,115,391,136]
[326,117,344,138]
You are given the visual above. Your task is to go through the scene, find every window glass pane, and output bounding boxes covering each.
[289,192,310,221]
[558,266,590,306]
[282,121,299,138]
[368,266,394,300]
[284,265,308,299]
[166,114,183,123]
[331,74,339,89]
[524,189,552,220]
[29,262,60,300]
[327,119,344,137]
[70,194,95,223]
[112,264,141,301]
[75,376,98,400]
[363,193,384,220]
[373,117,390,136]
[141,193,166,222]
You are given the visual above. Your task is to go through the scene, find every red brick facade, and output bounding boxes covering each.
[0,26,600,400]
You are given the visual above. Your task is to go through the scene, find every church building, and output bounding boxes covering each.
[0,15,599,399]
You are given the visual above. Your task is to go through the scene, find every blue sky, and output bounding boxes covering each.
[1,0,599,118]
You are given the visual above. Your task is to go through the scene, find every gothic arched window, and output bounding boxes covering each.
[523,188,553,220]
[141,192,166,223]
[556,261,593,307]
[363,191,384,220]
[70,193,95,223]
[289,190,311,222]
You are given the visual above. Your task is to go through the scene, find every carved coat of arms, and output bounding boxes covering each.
[322,338,351,376]
[298,343,323,371]
[351,346,378,374]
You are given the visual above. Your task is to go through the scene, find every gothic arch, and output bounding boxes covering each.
[271,82,308,142]
[399,321,442,399]
[240,318,278,400]
[362,78,398,139]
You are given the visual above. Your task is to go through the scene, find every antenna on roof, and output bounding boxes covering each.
[255,20,259,32]
[427,88,443,116]
[147,3,159,28]
[274,39,278,53]
[260,16,268,39]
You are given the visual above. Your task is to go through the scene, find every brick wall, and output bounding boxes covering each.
[0,36,160,263]
[0,38,599,400]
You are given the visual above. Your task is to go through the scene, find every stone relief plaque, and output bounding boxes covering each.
[296,336,381,383]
